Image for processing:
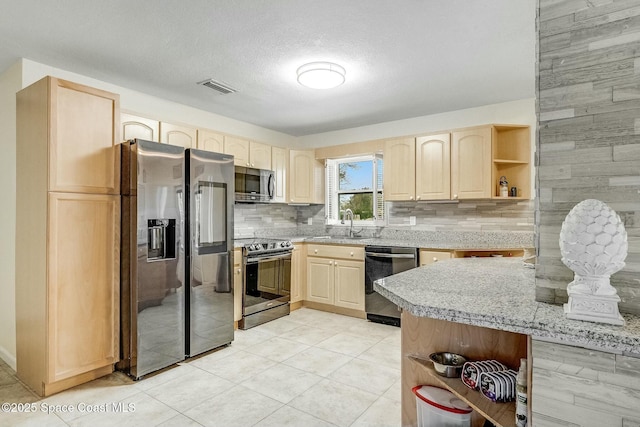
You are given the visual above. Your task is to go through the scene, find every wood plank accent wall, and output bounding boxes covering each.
[535,0,640,315]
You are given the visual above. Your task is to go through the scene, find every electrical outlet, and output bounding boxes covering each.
[307,218,313,225]
[409,216,416,226]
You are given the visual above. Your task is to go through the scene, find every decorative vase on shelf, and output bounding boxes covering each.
[559,199,627,326]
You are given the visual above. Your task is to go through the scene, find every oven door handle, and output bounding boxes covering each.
[245,254,292,264]
[365,252,415,259]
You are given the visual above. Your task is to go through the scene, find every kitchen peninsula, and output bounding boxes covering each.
[375,257,640,426]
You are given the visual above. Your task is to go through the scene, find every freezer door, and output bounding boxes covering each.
[122,139,186,379]
[187,149,235,357]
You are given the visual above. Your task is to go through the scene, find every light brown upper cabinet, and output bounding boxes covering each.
[271,146,288,203]
[451,127,492,200]
[383,137,416,201]
[416,133,451,200]
[160,122,196,148]
[224,136,272,169]
[249,141,272,170]
[121,112,159,142]
[24,77,120,195]
[384,125,530,202]
[16,76,120,396]
[289,149,324,204]
[197,129,224,153]
[224,136,250,166]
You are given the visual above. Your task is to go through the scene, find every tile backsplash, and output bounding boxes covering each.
[234,199,534,237]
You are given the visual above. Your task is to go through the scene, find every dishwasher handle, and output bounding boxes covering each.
[365,252,416,259]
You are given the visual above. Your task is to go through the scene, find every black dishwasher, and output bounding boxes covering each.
[364,246,418,327]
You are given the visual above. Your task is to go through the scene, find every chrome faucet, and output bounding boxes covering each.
[343,208,354,237]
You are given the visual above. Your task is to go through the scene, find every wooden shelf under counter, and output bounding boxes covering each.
[401,312,529,427]
[408,356,516,427]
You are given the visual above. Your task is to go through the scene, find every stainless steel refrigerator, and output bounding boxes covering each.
[119,139,234,379]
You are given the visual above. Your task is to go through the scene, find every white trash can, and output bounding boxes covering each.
[412,385,472,427]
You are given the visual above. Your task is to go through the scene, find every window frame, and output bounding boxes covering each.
[325,154,384,226]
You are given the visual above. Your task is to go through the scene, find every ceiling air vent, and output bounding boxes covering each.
[197,78,237,95]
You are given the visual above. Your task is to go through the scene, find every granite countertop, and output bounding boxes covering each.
[374,257,640,356]
[234,230,534,250]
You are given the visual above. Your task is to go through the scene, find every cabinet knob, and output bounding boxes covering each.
[350,251,354,256]
[236,268,241,273]
[417,196,421,200]
[433,257,438,262]
[329,260,333,265]
[246,162,250,166]
[453,194,458,199]
[251,163,255,167]
[409,196,414,200]
[314,249,318,254]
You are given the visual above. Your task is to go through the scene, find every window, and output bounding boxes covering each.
[326,155,383,224]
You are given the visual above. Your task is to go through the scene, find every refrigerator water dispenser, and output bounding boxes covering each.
[147,219,176,261]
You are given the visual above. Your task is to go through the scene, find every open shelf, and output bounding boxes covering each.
[409,355,516,427]
[491,125,531,200]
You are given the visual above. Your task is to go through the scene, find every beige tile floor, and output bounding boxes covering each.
[0,308,401,427]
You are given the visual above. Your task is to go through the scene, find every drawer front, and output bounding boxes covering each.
[419,250,452,266]
[307,244,364,261]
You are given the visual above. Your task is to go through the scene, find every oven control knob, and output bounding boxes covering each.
[250,244,259,251]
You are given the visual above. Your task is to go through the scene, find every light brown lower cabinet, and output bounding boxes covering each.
[16,193,120,396]
[306,245,365,311]
[233,249,243,323]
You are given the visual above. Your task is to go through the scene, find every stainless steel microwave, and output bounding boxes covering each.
[235,166,274,203]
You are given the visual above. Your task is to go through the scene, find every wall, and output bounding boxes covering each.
[386,200,534,232]
[20,59,297,148]
[0,61,21,369]
[536,0,640,315]
[297,98,536,148]
[531,339,640,426]
[235,200,535,237]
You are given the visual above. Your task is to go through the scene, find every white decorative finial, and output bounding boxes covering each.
[559,199,627,326]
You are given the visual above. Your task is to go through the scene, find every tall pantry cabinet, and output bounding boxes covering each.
[16,76,120,396]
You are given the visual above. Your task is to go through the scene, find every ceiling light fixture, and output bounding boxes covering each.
[297,62,346,89]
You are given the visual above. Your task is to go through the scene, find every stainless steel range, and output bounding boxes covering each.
[239,239,293,329]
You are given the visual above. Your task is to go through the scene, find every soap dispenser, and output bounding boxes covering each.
[499,176,509,197]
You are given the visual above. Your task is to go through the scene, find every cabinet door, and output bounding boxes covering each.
[121,113,159,142]
[47,193,119,382]
[225,136,250,167]
[334,259,365,310]
[198,129,224,153]
[271,146,288,203]
[250,141,272,169]
[383,137,415,201]
[160,122,196,148]
[306,258,333,304]
[290,244,304,303]
[233,249,243,322]
[451,127,492,199]
[50,79,120,195]
[416,134,451,200]
[419,250,452,267]
[289,150,315,203]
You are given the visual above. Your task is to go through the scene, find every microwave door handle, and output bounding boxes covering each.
[268,174,275,198]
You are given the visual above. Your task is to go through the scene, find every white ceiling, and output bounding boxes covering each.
[0,0,536,137]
